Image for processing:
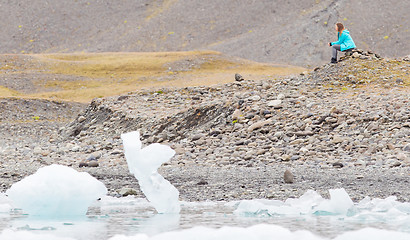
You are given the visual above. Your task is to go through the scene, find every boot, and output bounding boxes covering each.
[330,58,338,64]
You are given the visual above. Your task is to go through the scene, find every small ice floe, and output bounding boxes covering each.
[233,188,410,225]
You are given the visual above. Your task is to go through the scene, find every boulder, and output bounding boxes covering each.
[284,169,294,183]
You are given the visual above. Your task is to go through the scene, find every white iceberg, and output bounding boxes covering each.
[6,164,107,217]
[121,131,180,214]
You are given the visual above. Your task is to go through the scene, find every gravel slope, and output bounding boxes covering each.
[0,0,409,66]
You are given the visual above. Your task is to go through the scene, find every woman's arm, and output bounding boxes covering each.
[331,32,346,46]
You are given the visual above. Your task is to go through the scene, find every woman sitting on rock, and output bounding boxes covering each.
[328,22,356,63]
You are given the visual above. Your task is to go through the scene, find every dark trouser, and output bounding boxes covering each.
[332,44,341,59]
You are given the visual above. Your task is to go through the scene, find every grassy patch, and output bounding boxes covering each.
[0,86,21,97]
[1,51,306,102]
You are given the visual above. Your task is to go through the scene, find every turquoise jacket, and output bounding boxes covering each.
[331,29,356,51]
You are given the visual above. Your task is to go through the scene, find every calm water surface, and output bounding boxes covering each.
[1,197,407,240]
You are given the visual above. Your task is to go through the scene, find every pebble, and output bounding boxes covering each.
[331,136,344,144]
[390,161,401,168]
[249,95,261,101]
[232,109,243,121]
[247,120,272,132]
[33,147,42,155]
[196,180,208,185]
[235,73,244,81]
[78,116,86,123]
[281,155,291,161]
[332,162,344,168]
[191,134,205,141]
[90,151,103,159]
[118,187,138,196]
[111,149,123,155]
[396,153,407,161]
[88,161,99,167]
[41,150,50,157]
[277,93,285,100]
[79,162,88,168]
[267,100,282,108]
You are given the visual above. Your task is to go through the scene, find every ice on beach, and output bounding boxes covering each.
[6,164,107,217]
[121,131,180,214]
[108,224,410,240]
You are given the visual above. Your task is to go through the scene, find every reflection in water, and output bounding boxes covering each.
[8,216,107,240]
[0,196,409,240]
[139,213,180,236]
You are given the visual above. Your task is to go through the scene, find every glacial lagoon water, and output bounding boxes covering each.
[1,192,410,240]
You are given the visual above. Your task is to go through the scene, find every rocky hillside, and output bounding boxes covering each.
[62,52,409,170]
[1,0,409,66]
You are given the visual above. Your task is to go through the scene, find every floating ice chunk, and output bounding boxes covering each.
[357,196,410,214]
[121,131,180,214]
[315,189,354,215]
[233,188,410,228]
[234,189,326,216]
[6,164,107,217]
[285,189,324,215]
[351,195,410,224]
[234,199,288,216]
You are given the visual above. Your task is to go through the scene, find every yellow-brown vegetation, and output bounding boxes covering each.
[0,51,306,102]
